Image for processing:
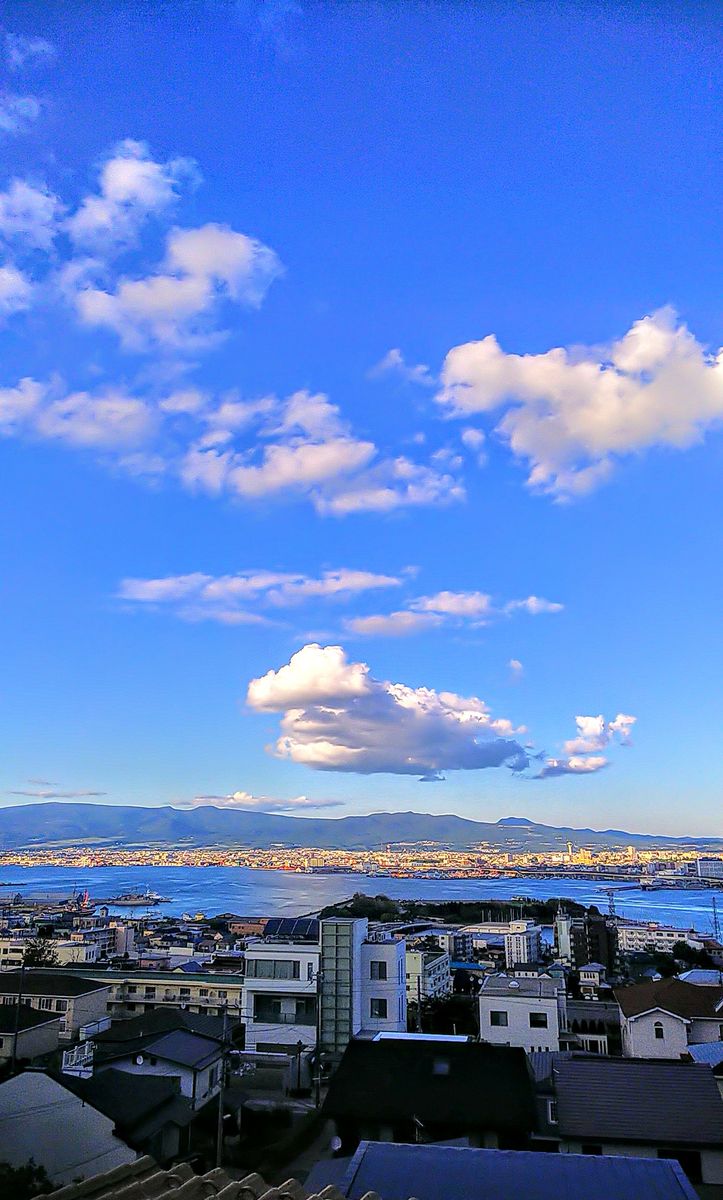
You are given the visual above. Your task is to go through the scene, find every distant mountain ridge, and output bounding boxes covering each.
[0,802,720,852]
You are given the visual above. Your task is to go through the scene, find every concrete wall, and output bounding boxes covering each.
[360,939,406,1032]
[479,993,560,1052]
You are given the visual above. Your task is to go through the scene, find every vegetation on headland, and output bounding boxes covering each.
[317,891,588,924]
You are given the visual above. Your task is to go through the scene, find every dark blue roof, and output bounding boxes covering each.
[337,1142,698,1200]
[263,916,319,941]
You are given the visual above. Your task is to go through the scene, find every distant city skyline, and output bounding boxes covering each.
[1,3,721,836]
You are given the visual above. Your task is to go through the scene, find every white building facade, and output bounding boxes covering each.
[478,975,567,1053]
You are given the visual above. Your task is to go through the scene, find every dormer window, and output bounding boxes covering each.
[654,1021,664,1040]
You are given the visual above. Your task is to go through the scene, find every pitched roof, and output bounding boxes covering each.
[46,1157,340,1200]
[614,976,723,1019]
[0,969,110,997]
[322,1038,535,1132]
[554,1055,723,1144]
[59,1069,193,1136]
[93,1006,227,1046]
[0,1002,61,1032]
[136,1028,221,1069]
[326,1140,699,1200]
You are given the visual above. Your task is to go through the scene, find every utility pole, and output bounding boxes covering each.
[314,968,324,1108]
[416,973,422,1032]
[10,960,26,1076]
[215,1003,228,1168]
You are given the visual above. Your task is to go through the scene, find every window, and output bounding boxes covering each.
[370,998,388,1019]
[370,960,387,981]
[144,987,156,998]
[218,990,227,999]
[246,958,301,980]
[530,1012,549,1029]
[200,988,209,997]
[490,1011,508,1027]
[56,999,68,1013]
[39,997,53,1010]
[180,987,191,999]
[654,1021,665,1040]
[547,1099,558,1124]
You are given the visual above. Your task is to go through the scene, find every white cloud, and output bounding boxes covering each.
[349,588,563,637]
[535,755,608,779]
[117,566,403,623]
[437,309,723,497]
[0,93,41,135]
[187,790,342,812]
[0,264,32,318]
[75,222,282,350]
[509,658,524,676]
[33,389,157,449]
[0,377,47,432]
[345,610,442,637]
[0,179,63,248]
[369,347,436,387]
[246,643,529,780]
[4,34,56,71]
[563,712,636,754]
[66,139,198,252]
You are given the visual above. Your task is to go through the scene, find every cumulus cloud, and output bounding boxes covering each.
[370,348,436,388]
[117,566,403,623]
[186,790,342,812]
[534,755,608,779]
[0,379,157,450]
[66,139,198,252]
[437,309,723,497]
[75,221,282,350]
[563,712,636,754]
[0,93,41,135]
[4,34,56,71]
[0,179,63,247]
[246,643,529,781]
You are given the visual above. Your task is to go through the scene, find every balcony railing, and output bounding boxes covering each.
[253,1011,316,1026]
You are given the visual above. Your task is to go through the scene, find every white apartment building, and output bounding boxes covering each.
[696,857,723,879]
[0,935,27,971]
[245,916,407,1056]
[616,922,703,955]
[100,968,244,1018]
[504,920,543,969]
[405,947,452,1002]
[478,974,567,1053]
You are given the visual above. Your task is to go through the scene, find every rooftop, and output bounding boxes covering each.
[614,976,723,1019]
[478,974,560,999]
[554,1055,723,1145]
[0,970,111,997]
[0,1002,61,1033]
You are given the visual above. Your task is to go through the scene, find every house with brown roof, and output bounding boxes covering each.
[613,977,723,1059]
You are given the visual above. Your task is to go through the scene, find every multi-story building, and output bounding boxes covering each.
[616,922,703,955]
[0,934,28,970]
[100,968,244,1018]
[554,911,617,973]
[696,857,723,880]
[245,915,407,1057]
[0,970,111,1040]
[405,947,452,1003]
[478,975,567,1053]
[504,921,542,969]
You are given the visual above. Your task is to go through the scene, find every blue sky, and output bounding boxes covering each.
[1,1,721,835]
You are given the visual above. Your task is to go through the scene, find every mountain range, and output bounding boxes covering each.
[0,803,720,852]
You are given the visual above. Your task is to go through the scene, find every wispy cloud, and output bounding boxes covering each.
[8,788,107,799]
[345,589,563,637]
[4,33,57,71]
[0,93,41,135]
[184,789,342,812]
[369,347,436,388]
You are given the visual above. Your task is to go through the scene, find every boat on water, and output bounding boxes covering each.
[101,888,170,907]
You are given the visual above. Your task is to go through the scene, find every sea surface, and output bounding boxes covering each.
[0,865,720,934]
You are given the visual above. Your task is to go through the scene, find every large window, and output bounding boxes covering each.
[370,960,387,981]
[654,1021,665,1040]
[530,1012,548,1029]
[246,958,301,980]
[370,998,388,1019]
[490,1010,508,1027]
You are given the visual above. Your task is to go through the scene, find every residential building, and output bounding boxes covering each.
[0,1071,137,1185]
[696,856,723,879]
[548,1055,723,1187]
[94,1027,223,1111]
[554,910,617,972]
[405,946,452,1002]
[0,933,28,970]
[322,1037,536,1153]
[61,1069,193,1164]
[578,962,606,998]
[614,977,723,1058]
[566,997,622,1055]
[478,974,567,1052]
[616,921,703,955]
[243,916,320,1054]
[87,966,244,1018]
[0,970,111,1040]
[0,1003,61,1063]
[504,920,542,968]
[306,1139,700,1200]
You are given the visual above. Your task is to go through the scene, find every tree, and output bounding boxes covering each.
[23,938,59,968]
[0,1160,52,1200]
